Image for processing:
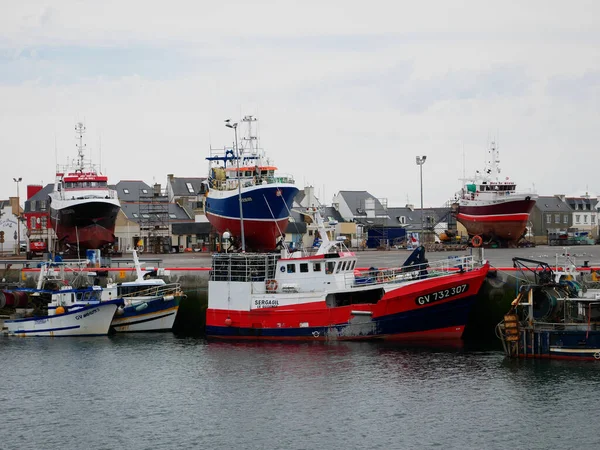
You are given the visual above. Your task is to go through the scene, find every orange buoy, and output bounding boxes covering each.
[224,317,233,327]
[55,306,65,315]
[472,235,483,248]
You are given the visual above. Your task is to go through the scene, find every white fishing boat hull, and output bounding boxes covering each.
[110,297,180,333]
[5,301,120,337]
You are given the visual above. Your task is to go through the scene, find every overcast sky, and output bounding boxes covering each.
[1,0,599,209]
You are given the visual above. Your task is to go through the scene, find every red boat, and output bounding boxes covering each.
[206,209,490,341]
[48,123,121,252]
[454,141,537,245]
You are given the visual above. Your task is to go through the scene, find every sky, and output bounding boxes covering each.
[1,0,599,209]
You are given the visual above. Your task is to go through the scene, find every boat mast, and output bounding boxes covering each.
[75,122,86,171]
[488,141,501,182]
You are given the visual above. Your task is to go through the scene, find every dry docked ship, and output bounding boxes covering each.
[48,123,121,253]
[204,115,298,251]
[454,141,537,246]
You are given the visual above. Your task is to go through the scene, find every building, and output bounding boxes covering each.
[529,195,573,244]
[21,184,54,256]
[0,197,27,255]
[166,174,207,220]
[565,195,598,237]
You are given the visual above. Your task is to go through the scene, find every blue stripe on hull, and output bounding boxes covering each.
[9,325,81,334]
[205,185,298,220]
[118,298,179,319]
[206,295,477,340]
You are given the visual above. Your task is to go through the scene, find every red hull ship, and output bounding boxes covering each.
[455,141,537,245]
[48,123,121,253]
[206,209,489,341]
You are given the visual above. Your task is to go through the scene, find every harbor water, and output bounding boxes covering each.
[2,335,600,449]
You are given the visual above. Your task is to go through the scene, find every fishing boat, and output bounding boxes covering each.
[103,251,185,332]
[205,115,298,251]
[206,208,490,341]
[453,141,537,246]
[497,254,600,361]
[49,123,121,253]
[3,263,122,337]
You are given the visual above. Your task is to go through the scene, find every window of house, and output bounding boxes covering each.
[584,215,588,223]
[30,216,36,228]
[123,189,130,194]
[142,214,150,219]
[169,214,177,219]
[313,262,321,272]
[142,189,148,194]
[41,217,47,229]
[133,213,139,218]
[286,264,295,273]
[554,214,560,223]
[563,215,568,224]
[575,215,580,224]
[308,230,313,236]
[546,214,551,224]
[39,200,46,211]
[300,263,308,273]
[186,182,194,194]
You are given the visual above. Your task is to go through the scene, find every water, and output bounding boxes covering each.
[2,336,600,450]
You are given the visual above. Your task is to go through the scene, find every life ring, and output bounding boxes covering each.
[472,235,483,248]
[594,352,600,360]
[265,279,278,292]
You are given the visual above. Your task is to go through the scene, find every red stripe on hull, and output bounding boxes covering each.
[382,325,465,341]
[456,213,530,223]
[206,214,289,250]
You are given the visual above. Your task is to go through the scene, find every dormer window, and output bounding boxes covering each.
[123,189,130,194]
[186,182,194,194]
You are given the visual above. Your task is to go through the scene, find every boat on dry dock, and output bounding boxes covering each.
[453,141,537,247]
[206,208,490,341]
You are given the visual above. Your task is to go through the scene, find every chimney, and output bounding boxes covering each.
[154,183,161,196]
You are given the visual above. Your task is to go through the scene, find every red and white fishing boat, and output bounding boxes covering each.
[454,141,537,245]
[206,208,490,341]
[48,123,121,252]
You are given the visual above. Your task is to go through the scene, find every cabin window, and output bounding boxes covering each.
[300,263,309,273]
[350,261,355,270]
[287,264,296,273]
[341,261,347,271]
[76,293,83,301]
[335,262,342,274]
[313,262,321,272]
[326,262,335,274]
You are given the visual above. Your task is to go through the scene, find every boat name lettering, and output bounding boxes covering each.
[416,284,468,306]
[75,308,100,320]
[241,197,252,203]
[253,299,279,309]
[35,319,48,324]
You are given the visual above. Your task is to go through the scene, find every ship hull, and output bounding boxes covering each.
[206,265,488,341]
[49,198,120,249]
[111,297,180,333]
[205,184,298,251]
[456,198,536,242]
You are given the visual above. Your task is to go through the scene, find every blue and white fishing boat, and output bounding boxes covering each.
[4,264,122,337]
[103,251,185,332]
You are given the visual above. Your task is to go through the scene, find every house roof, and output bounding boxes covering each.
[535,196,573,212]
[115,180,155,203]
[169,177,206,197]
[120,202,192,223]
[335,190,388,217]
[23,184,55,212]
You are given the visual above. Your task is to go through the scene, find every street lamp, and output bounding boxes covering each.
[13,177,22,256]
[225,119,246,252]
[415,156,427,238]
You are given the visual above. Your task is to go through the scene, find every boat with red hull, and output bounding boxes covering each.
[205,115,298,251]
[454,141,537,245]
[48,123,120,253]
[206,209,490,341]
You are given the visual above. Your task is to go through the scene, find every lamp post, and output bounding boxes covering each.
[225,119,246,252]
[13,177,22,256]
[415,156,427,239]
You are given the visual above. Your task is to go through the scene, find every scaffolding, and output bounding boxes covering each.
[139,184,171,253]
